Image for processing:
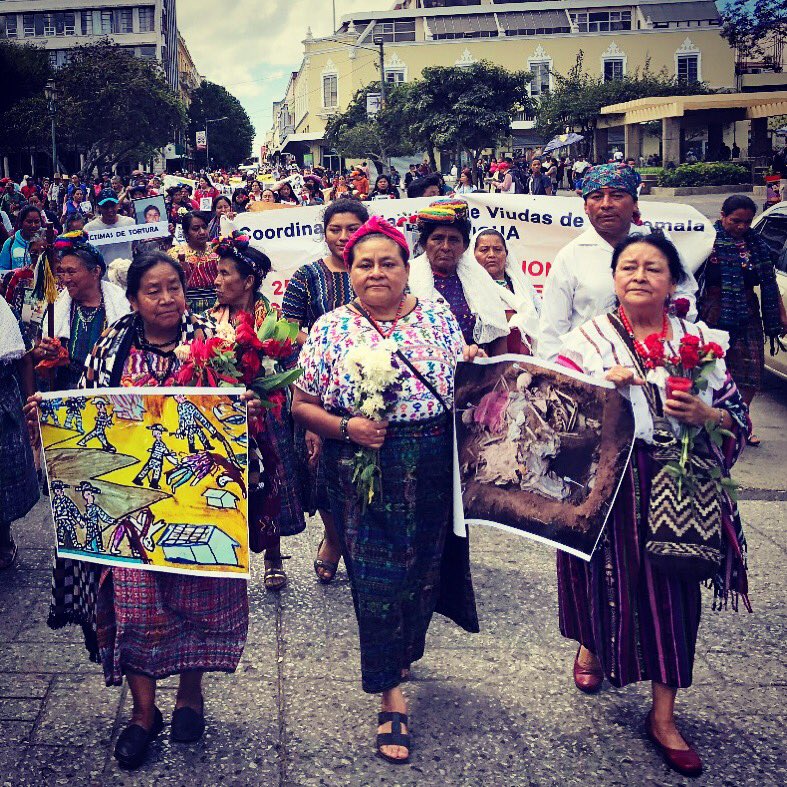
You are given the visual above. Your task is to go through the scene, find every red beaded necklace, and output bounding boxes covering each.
[618,306,669,362]
[355,295,407,339]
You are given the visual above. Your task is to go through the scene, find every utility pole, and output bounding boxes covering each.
[45,79,58,176]
[373,35,386,110]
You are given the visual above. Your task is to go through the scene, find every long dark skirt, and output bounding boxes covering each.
[324,415,477,694]
[97,567,249,686]
[0,363,39,527]
[293,421,330,515]
[557,446,701,689]
[699,286,764,395]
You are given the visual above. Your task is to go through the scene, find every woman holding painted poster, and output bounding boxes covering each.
[473,228,541,355]
[27,251,260,771]
[167,211,220,314]
[291,216,479,765]
[281,199,368,584]
[408,198,510,354]
[209,232,305,591]
[555,233,750,779]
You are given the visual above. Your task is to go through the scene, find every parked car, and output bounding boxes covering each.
[752,202,787,379]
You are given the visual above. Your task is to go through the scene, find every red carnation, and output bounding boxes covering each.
[702,341,725,359]
[673,298,690,319]
[643,333,665,364]
[235,316,263,350]
[240,349,261,384]
[261,338,293,360]
[268,389,286,419]
[679,343,700,370]
[681,334,701,348]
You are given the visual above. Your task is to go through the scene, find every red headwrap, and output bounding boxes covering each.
[343,215,410,265]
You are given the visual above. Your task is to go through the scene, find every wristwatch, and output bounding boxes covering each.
[339,415,352,442]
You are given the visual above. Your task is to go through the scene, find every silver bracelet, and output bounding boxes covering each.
[716,408,725,428]
[339,415,352,442]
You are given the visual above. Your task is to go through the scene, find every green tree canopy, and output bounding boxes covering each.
[533,53,712,152]
[401,61,532,166]
[188,81,255,168]
[0,40,53,163]
[53,41,186,178]
[324,82,420,167]
[721,0,787,64]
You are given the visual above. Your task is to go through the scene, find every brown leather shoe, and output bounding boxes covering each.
[573,646,603,693]
[645,711,703,778]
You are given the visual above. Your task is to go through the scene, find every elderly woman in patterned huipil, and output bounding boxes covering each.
[555,233,750,779]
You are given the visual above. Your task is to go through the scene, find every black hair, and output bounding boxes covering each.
[144,204,161,219]
[322,198,369,231]
[59,246,105,275]
[126,251,186,298]
[474,229,508,252]
[407,173,442,199]
[212,194,232,211]
[217,242,272,289]
[181,210,209,234]
[610,232,686,284]
[198,173,213,187]
[721,194,757,216]
[418,215,472,250]
[64,214,85,230]
[16,205,42,229]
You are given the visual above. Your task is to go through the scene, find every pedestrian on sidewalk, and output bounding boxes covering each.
[555,232,751,779]
[0,297,39,569]
[209,232,305,591]
[281,199,368,584]
[291,216,479,765]
[696,194,787,446]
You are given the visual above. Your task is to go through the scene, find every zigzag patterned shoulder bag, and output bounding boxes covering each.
[608,312,723,582]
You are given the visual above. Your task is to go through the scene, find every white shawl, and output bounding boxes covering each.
[408,251,510,345]
[48,279,131,340]
[0,298,26,363]
[495,257,542,353]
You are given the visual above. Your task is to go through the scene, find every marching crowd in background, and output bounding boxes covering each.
[1,151,787,776]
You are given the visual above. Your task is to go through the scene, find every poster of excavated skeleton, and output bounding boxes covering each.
[454,357,635,560]
[38,387,249,578]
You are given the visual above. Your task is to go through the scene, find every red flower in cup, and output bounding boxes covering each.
[666,375,693,399]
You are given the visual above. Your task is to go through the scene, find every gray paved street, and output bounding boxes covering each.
[1,375,785,787]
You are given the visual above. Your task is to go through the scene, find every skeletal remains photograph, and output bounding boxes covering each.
[454,357,636,560]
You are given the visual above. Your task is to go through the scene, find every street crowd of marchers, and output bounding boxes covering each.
[1,145,786,778]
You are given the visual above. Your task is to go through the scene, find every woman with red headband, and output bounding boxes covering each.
[291,215,480,765]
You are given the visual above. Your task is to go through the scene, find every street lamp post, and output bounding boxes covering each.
[205,116,229,170]
[44,79,58,176]
[373,35,386,110]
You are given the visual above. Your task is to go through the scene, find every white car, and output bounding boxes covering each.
[752,202,787,380]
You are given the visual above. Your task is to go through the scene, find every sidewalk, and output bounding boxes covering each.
[1,383,785,786]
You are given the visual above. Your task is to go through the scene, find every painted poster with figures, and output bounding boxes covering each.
[224,193,715,310]
[38,387,249,578]
[453,357,635,560]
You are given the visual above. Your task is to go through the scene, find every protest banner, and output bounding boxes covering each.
[225,194,715,310]
[453,356,635,560]
[39,387,250,579]
[87,221,170,246]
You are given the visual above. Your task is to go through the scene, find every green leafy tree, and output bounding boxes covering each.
[188,81,255,168]
[324,82,420,168]
[721,0,787,65]
[401,61,532,168]
[533,52,711,154]
[0,40,53,164]
[52,41,186,178]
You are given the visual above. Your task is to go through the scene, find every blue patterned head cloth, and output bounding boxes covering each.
[581,164,641,199]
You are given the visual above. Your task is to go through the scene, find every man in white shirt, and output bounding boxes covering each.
[84,188,136,271]
[538,164,699,361]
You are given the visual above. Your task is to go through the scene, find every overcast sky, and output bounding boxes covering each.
[178,0,392,155]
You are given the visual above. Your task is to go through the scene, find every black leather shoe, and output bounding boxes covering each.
[171,704,205,743]
[114,707,164,770]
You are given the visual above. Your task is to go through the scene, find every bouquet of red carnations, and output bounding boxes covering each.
[644,332,736,498]
[174,311,301,417]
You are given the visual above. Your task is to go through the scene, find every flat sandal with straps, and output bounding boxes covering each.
[376,711,411,764]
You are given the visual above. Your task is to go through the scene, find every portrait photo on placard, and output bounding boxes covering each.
[133,195,166,225]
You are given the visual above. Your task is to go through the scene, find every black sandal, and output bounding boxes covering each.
[0,537,17,571]
[264,554,290,592]
[313,538,339,584]
[376,711,410,764]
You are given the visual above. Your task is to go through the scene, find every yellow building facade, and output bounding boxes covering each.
[270,0,739,167]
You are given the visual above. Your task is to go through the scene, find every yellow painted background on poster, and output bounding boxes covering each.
[39,387,249,578]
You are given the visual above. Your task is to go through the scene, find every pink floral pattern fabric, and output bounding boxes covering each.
[297,300,464,422]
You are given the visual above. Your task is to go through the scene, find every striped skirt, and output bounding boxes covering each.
[557,446,701,689]
[96,568,248,686]
[324,415,474,694]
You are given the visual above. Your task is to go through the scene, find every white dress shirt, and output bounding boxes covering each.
[538,224,699,362]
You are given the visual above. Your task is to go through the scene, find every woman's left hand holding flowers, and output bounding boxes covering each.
[241,390,265,418]
[664,389,717,428]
